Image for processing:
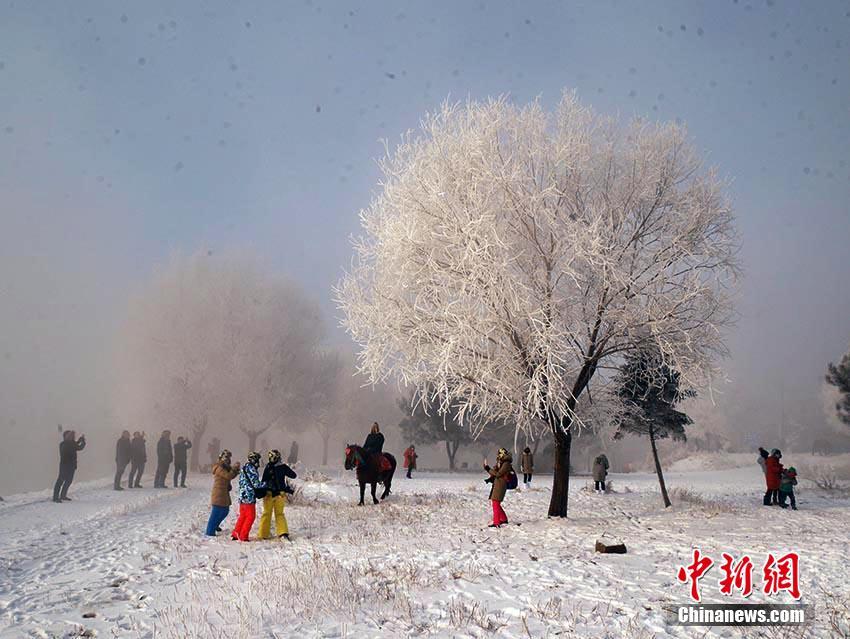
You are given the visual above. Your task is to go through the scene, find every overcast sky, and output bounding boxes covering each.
[1,1,849,492]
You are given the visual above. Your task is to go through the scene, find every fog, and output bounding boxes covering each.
[2,1,849,494]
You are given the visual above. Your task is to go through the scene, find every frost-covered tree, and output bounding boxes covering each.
[116,252,323,460]
[613,346,694,507]
[311,350,347,466]
[338,93,739,517]
[826,345,850,426]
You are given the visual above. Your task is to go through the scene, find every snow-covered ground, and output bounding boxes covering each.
[1,465,848,638]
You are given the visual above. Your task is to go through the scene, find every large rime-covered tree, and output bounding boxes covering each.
[613,346,695,507]
[116,251,322,460]
[338,93,739,518]
[825,345,850,426]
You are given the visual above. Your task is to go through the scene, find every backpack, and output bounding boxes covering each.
[506,470,518,490]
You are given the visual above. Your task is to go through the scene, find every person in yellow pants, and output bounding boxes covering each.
[258,492,288,538]
[257,449,297,540]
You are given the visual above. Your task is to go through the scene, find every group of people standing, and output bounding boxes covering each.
[206,448,297,540]
[113,430,192,490]
[758,447,798,509]
[113,430,149,490]
[52,429,194,503]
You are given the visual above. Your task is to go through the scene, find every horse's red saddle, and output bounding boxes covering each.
[372,453,392,473]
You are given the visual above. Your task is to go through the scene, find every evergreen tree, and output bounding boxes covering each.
[398,390,510,470]
[826,345,850,426]
[613,347,695,507]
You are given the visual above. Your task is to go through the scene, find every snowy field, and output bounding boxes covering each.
[1,465,849,638]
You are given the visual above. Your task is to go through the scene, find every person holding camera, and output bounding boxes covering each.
[483,447,514,528]
[53,429,86,503]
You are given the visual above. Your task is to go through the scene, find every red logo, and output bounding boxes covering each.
[762,552,801,600]
[676,550,801,602]
[677,549,714,602]
[718,553,754,598]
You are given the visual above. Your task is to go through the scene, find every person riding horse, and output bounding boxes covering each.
[363,422,384,457]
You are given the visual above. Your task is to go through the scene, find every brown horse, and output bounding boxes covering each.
[344,444,396,505]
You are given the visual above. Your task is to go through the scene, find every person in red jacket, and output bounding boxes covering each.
[764,449,783,506]
[403,445,417,479]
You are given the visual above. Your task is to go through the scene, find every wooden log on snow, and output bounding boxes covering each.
[595,541,627,554]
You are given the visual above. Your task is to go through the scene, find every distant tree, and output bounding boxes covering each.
[398,389,515,470]
[613,346,695,508]
[116,252,323,459]
[826,345,850,426]
[398,393,470,471]
[311,350,346,466]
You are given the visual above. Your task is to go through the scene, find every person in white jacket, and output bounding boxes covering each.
[758,447,770,505]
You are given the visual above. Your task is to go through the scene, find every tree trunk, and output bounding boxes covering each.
[548,428,572,518]
[322,432,329,466]
[445,439,458,471]
[650,429,671,508]
[189,417,206,472]
[190,433,202,472]
[247,431,258,452]
[532,436,541,456]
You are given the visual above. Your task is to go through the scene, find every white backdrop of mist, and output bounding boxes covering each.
[2,1,850,494]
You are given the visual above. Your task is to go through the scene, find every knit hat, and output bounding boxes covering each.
[247,451,261,465]
[268,449,281,464]
[218,449,232,462]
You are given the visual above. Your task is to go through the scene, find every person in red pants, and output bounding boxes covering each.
[231,451,266,541]
[483,447,514,528]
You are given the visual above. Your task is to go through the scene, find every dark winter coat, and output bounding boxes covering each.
[59,437,86,470]
[157,437,173,464]
[521,451,533,474]
[487,457,513,502]
[131,436,147,463]
[210,462,240,507]
[287,442,299,465]
[173,440,192,466]
[262,461,297,496]
[363,432,385,456]
[592,454,610,482]
[765,456,783,491]
[116,436,132,465]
